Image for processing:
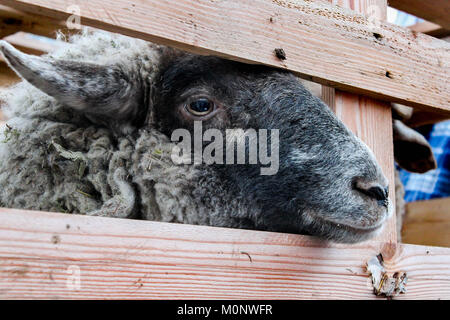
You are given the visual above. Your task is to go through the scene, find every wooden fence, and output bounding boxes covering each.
[0,0,449,299]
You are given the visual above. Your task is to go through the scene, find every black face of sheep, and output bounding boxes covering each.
[0,35,390,243]
[156,55,390,242]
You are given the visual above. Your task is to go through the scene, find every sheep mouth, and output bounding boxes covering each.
[305,210,387,237]
[327,219,385,234]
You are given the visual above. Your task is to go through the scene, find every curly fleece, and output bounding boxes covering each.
[0,30,202,223]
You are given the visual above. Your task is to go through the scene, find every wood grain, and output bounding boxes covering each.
[402,198,450,248]
[0,0,449,113]
[0,208,449,299]
[389,0,450,30]
[330,93,397,243]
[322,0,397,244]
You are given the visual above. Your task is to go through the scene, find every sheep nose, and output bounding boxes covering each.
[353,179,389,207]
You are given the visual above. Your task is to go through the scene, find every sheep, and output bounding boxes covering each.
[0,29,393,244]
[391,105,440,240]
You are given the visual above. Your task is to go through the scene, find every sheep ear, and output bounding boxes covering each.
[0,40,145,124]
[393,120,436,173]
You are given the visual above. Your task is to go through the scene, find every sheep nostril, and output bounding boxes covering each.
[353,180,389,207]
[365,186,388,201]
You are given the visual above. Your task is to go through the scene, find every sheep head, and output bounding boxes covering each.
[0,32,391,243]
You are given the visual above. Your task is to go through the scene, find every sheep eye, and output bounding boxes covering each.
[186,98,214,116]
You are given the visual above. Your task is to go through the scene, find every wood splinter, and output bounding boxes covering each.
[366,253,408,298]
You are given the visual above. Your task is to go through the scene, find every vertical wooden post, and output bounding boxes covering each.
[0,62,19,125]
[323,0,396,243]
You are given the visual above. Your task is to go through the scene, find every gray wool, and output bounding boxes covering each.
[0,30,198,223]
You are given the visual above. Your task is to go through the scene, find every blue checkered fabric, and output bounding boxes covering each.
[399,121,450,202]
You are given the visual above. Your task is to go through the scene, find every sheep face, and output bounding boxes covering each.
[0,33,390,243]
[155,55,390,243]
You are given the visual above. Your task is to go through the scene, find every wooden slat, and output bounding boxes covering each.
[409,21,450,39]
[0,208,449,299]
[0,61,18,86]
[404,110,450,128]
[0,0,449,113]
[402,198,450,248]
[0,61,18,125]
[322,0,396,244]
[3,32,67,55]
[389,0,450,30]
[0,4,68,39]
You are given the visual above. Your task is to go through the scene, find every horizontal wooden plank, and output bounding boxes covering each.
[0,208,449,299]
[3,31,66,55]
[405,197,450,221]
[409,21,450,39]
[0,4,68,38]
[0,62,13,126]
[402,198,450,247]
[389,0,450,30]
[1,0,449,114]
[404,110,450,128]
